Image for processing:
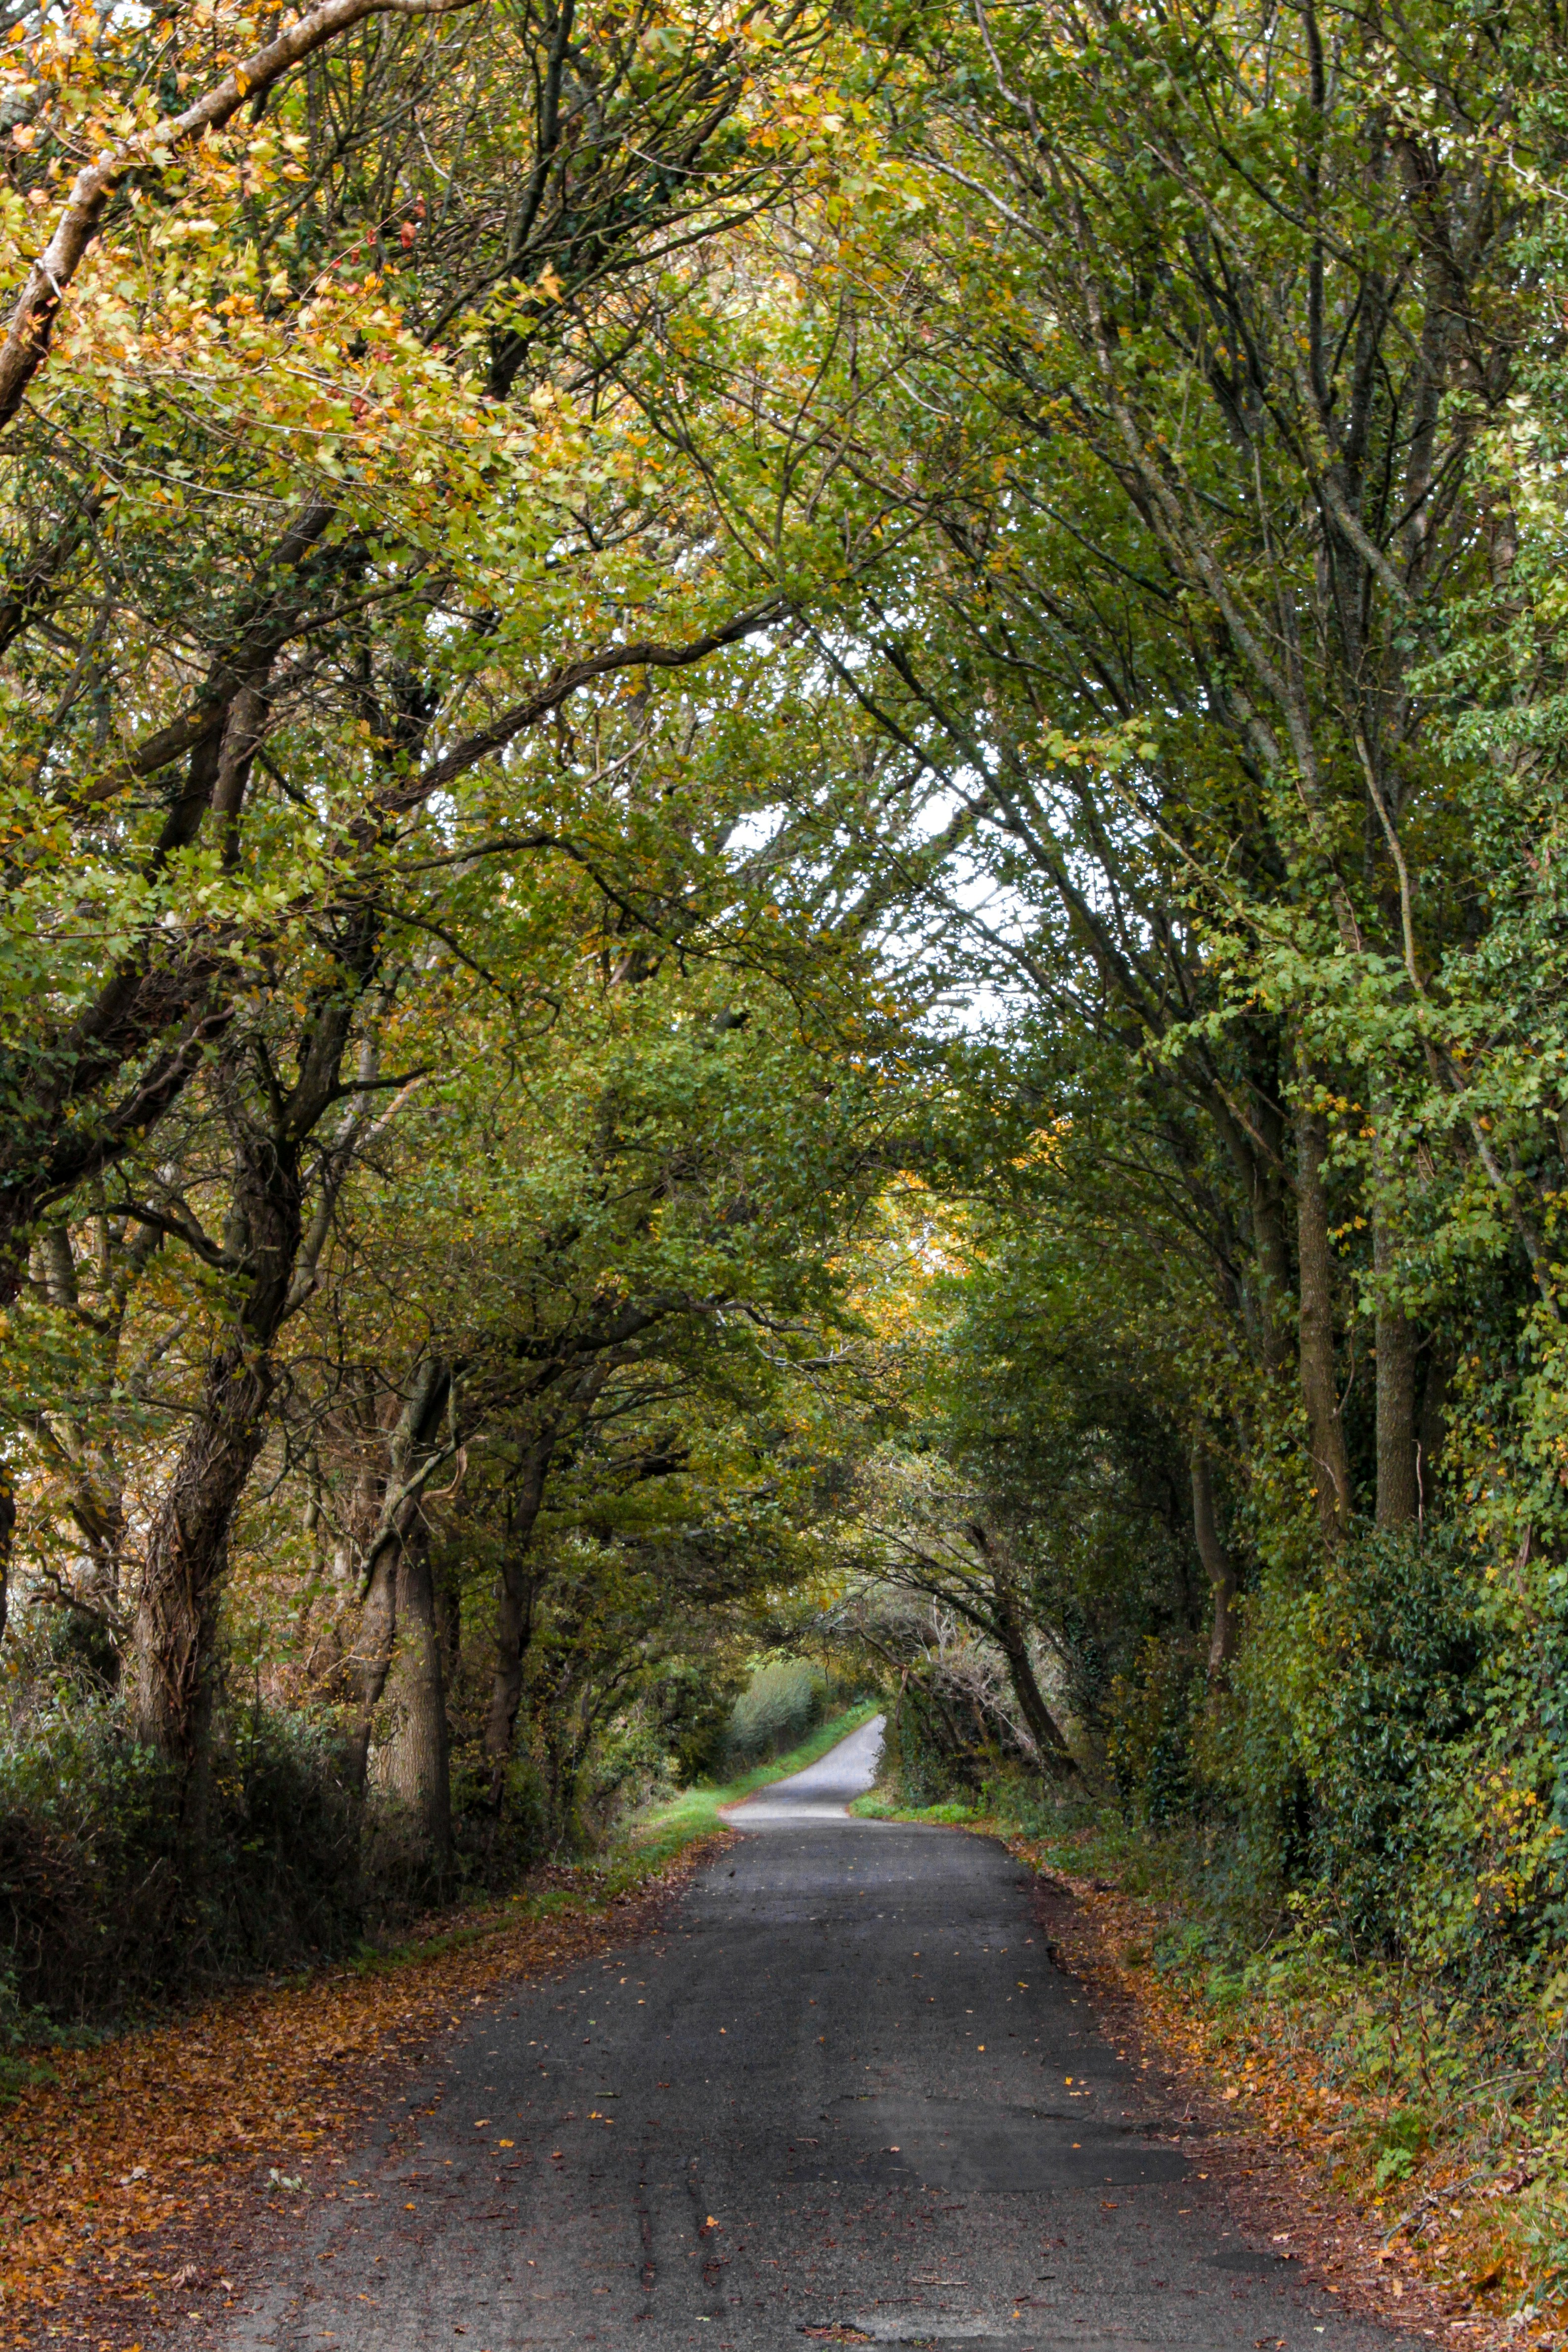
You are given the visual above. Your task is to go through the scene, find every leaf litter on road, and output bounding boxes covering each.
[0,1840,725,2346]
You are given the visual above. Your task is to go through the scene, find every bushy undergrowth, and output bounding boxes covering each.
[1094,1522,1568,1995]
[852,1691,1015,1822]
[725,1658,833,1767]
[875,1682,985,1804]
[857,1526,1564,2002]
[0,1703,362,2031]
[845,1536,1568,2315]
[990,1774,1568,2308]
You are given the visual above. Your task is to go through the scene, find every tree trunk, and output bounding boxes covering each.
[539,1689,586,1852]
[1240,1071,1293,1376]
[130,1127,301,1756]
[1294,1096,1352,1544]
[345,1534,400,1791]
[994,1623,1075,1776]
[990,1573,1076,1777]
[1372,1114,1419,1528]
[1190,1441,1237,1681]
[343,1357,453,1791]
[127,881,383,1760]
[958,1519,1077,1774]
[483,1432,555,1804]
[1252,1160,1295,1376]
[129,1342,274,1757]
[383,1519,453,1873]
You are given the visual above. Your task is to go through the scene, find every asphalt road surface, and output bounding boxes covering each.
[228,1718,1399,2352]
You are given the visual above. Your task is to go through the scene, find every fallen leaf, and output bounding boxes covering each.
[0,1842,728,2335]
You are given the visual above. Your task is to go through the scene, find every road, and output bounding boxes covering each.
[228,1718,1399,2351]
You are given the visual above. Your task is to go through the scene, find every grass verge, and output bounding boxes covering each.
[849,1791,975,1824]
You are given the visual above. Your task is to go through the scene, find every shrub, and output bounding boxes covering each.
[642,1657,744,1789]
[725,1659,829,1767]
[0,1701,362,2025]
[880,1676,995,1806]
[1214,1523,1497,1959]
[1095,1523,1556,1978]
[1369,2106,1429,2189]
[1106,1637,1203,1822]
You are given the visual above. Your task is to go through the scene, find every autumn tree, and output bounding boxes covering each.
[0,0,911,1777]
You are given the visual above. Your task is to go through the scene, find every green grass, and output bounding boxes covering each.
[848,1792,979,1824]
[621,1701,883,1871]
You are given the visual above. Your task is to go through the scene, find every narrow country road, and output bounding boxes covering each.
[228,1721,1398,2351]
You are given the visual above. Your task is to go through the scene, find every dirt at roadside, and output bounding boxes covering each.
[1029,1864,1557,2352]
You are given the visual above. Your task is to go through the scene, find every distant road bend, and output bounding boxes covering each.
[230,1717,1399,2351]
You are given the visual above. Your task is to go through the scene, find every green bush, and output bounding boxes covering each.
[725,1659,830,1767]
[0,1702,362,2025]
[869,1676,1005,1808]
[655,1658,745,1787]
[1219,1524,1485,1954]
[1369,2106,1429,2189]
[1106,1637,1203,1822]
[891,1679,972,1804]
[1163,1520,1568,1974]
[1092,1524,1563,1980]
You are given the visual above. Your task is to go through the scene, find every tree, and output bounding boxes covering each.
[750,0,1568,1561]
[0,0,897,1769]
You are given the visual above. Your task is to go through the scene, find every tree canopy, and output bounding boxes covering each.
[6,0,1568,2013]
